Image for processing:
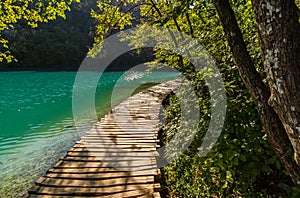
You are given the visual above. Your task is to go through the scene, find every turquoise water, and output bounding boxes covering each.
[0,71,177,196]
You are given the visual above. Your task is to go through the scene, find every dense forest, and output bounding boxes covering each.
[0,0,94,70]
[0,0,151,71]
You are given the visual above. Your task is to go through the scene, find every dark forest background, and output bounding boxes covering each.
[0,0,152,71]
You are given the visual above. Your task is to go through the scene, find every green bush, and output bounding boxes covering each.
[160,91,300,197]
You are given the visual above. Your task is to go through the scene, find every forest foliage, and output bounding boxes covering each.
[0,0,94,69]
[0,0,82,63]
[90,0,300,197]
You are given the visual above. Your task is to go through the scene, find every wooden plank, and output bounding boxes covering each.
[99,120,157,123]
[84,135,158,139]
[53,160,157,170]
[87,131,158,135]
[85,133,158,137]
[84,135,157,139]
[88,128,155,131]
[35,184,160,195]
[70,147,157,152]
[36,176,154,187]
[29,189,154,198]
[73,143,158,149]
[82,135,158,139]
[79,140,158,145]
[61,156,157,164]
[101,119,157,124]
[65,154,157,161]
[90,128,156,132]
[43,173,154,181]
[80,138,159,143]
[66,151,158,157]
[47,168,160,175]
[96,127,156,130]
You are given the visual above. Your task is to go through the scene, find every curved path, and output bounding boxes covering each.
[27,80,179,198]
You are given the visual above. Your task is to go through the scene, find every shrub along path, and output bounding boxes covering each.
[27,80,179,198]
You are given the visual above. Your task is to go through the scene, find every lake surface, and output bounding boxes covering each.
[0,71,177,196]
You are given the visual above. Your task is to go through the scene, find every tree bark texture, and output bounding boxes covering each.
[251,0,300,166]
[212,0,300,185]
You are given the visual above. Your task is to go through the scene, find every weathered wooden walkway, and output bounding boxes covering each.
[27,80,178,198]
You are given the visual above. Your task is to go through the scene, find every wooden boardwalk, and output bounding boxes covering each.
[27,80,178,198]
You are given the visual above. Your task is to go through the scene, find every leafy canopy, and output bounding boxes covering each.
[0,0,80,62]
[91,0,300,196]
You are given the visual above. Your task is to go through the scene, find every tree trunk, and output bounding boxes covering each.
[212,0,300,185]
[251,0,300,165]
